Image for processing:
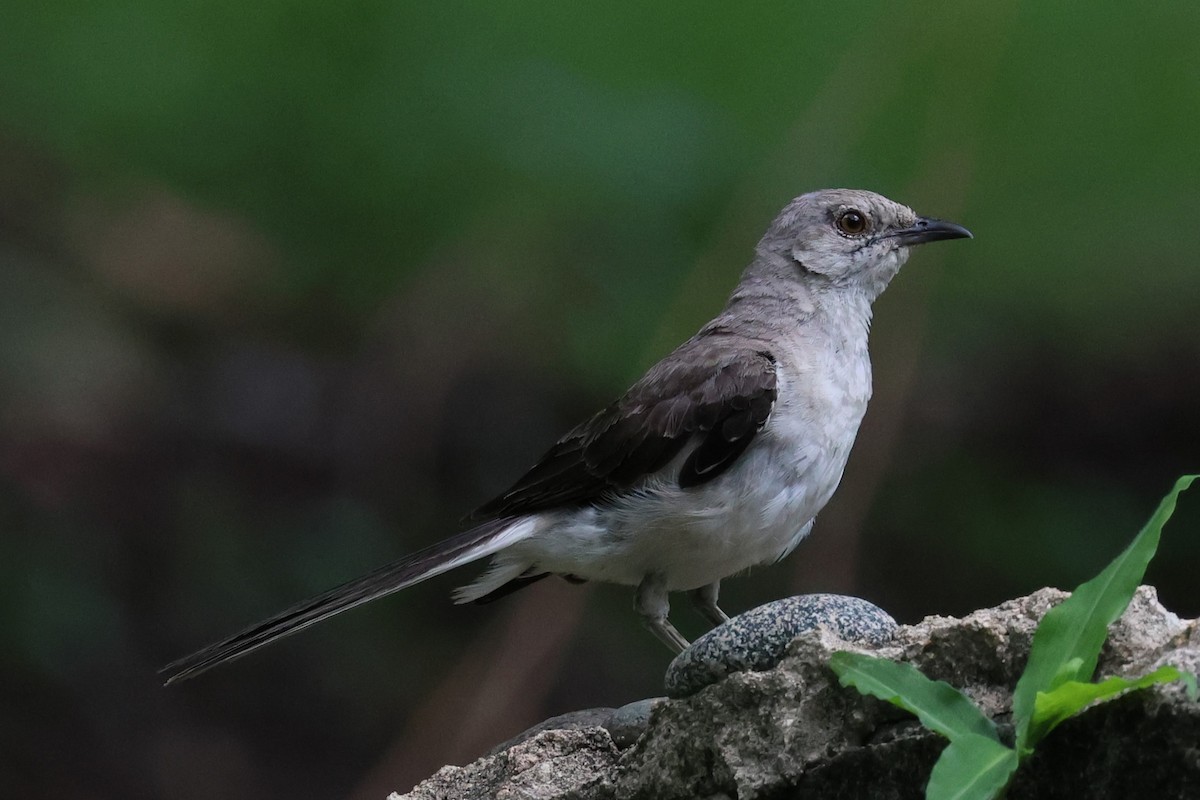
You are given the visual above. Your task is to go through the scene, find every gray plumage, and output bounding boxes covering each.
[162,188,970,684]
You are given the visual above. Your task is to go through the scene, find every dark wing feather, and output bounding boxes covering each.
[472,342,777,519]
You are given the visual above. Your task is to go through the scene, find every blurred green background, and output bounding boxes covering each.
[2,1,1198,797]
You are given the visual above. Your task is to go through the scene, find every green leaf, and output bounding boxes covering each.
[830,652,998,742]
[1012,475,1197,754]
[1029,665,1183,742]
[926,734,1019,800]
[1050,657,1085,686]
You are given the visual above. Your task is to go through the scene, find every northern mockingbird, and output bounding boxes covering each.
[163,188,970,684]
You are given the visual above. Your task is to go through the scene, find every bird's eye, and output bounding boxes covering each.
[835,209,869,236]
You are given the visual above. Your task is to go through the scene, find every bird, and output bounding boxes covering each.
[162,188,971,684]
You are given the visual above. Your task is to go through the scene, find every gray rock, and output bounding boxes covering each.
[487,707,617,756]
[396,585,1200,800]
[665,593,898,698]
[392,728,618,800]
[485,698,665,757]
[606,698,666,748]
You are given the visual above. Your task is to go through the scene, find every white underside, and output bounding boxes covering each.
[453,327,872,601]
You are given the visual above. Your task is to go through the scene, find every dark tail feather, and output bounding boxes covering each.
[161,517,523,685]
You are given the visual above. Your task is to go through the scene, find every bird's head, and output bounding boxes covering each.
[756,188,972,299]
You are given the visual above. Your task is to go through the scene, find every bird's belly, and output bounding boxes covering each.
[515,350,869,592]
[522,434,850,591]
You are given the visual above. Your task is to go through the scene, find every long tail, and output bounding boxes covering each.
[161,516,532,685]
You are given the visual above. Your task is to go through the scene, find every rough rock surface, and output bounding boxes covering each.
[393,729,618,800]
[488,699,667,755]
[394,586,1200,800]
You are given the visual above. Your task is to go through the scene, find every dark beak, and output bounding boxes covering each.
[887,216,973,246]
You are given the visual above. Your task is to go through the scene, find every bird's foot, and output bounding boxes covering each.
[636,572,691,654]
[646,617,691,654]
[689,582,731,628]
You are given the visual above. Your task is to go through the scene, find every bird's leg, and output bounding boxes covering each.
[689,581,730,628]
[635,573,690,654]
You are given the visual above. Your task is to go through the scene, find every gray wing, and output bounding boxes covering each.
[471,340,777,519]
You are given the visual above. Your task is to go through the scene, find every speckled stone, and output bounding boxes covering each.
[665,594,897,698]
